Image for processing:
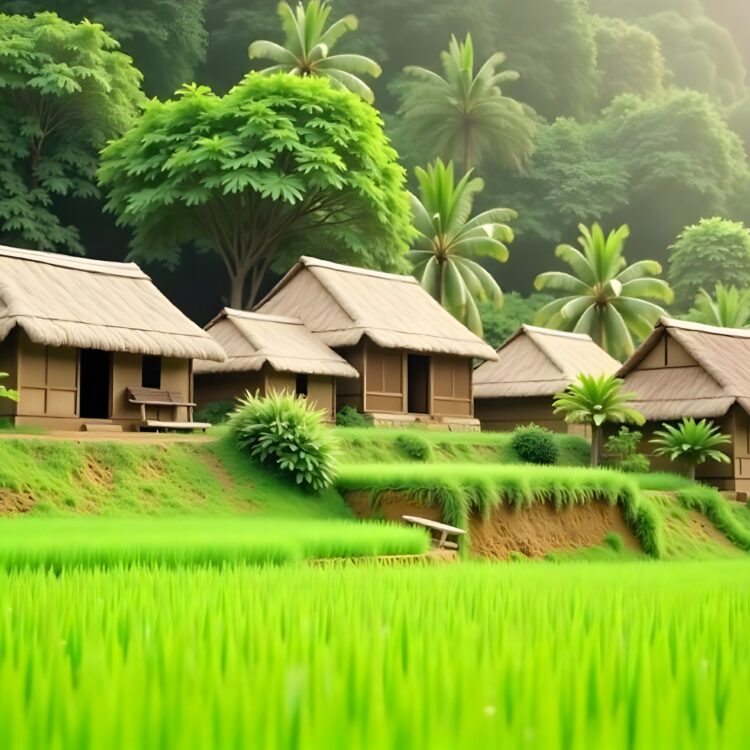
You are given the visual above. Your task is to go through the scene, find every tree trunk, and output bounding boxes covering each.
[687,462,696,482]
[591,424,602,467]
[229,269,249,310]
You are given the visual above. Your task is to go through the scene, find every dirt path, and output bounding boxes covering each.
[0,430,218,445]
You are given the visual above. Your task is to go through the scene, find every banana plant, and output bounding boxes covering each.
[553,374,644,466]
[650,418,731,481]
[248,0,381,102]
[689,283,750,328]
[408,159,516,336]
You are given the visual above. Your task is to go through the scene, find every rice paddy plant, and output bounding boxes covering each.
[336,464,663,556]
[0,518,429,569]
[2,561,750,749]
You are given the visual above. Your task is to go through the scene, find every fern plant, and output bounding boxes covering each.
[650,418,731,481]
[229,390,337,493]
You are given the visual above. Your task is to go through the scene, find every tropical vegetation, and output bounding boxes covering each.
[535,223,673,358]
[651,417,732,481]
[248,0,381,103]
[407,159,515,335]
[553,374,645,466]
[394,34,536,171]
[688,284,750,329]
[0,12,144,255]
[0,373,18,404]
[99,73,411,308]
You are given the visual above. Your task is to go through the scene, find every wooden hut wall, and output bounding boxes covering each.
[475,396,568,432]
[195,370,265,407]
[335,342,366,412]
[431,356,472,417]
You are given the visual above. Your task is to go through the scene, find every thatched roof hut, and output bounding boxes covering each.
[473,325,619,432]
[255,256,495,426]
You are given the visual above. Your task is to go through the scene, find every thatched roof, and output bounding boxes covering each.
[474,325,620,399]
[195,309,359,378]
[0,245,225,361]
[254,256,498,361]
[618,317,750,420]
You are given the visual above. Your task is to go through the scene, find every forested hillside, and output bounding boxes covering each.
[1,0,749,333]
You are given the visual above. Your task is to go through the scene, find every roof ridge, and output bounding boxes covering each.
[299,256,419,285]
[660,316,750,339]
[521,324,593,341]
[0,244,147,279]
[221,308,304,325]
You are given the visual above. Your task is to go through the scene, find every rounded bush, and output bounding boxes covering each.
[394,433,433,462]
[510,425,559,465]
[195,401,234,425]
[335,406,372,428]
[229,391,337,493]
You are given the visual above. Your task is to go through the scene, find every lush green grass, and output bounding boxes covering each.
[334,427,591,466]
[336,463,664,558]
[2,561,750,748]
[0,437,351,519]
[0,517,428,569]
[628,471,697,492]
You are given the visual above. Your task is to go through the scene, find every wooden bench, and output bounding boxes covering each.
[126,387,210,432]
[402,515,466,550]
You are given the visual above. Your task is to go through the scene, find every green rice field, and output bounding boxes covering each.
[2,561,749,749]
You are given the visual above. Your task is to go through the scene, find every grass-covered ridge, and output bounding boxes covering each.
[334,427,590,466]
[337,463,664,558]
[0,437,351,519]
[0,517,429,569]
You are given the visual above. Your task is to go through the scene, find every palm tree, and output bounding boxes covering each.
[395,34,536,171]
[689,284,750,328]
[553,374,644,467]
[534,223,673,359]
[248,0,381,103]
[407,159,516,336]
[650,418,730,481]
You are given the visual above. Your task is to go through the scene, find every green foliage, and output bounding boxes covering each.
[0,12,144,255]
[535,223,673,358]
[2,1,207,98]
[592,16,665,108]
[510,425,559,466]
[688,284,750,328]
[477,292,552,349]
[604,426,649,473]
[335,405,372,428]
[554,374,644,466]
[0,373,18,404]
[229,391,337,493]
[651,418,731,477]
[668,218,750,311]
[603,531,625,553]
[394,433,433,462]
[408,159,515,335]
[194,401,234,425]
[248,0,382,103]
[99,73,412,308]
[0,517,428,568]
[394,34,537,171]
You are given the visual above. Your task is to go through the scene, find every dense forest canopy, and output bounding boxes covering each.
[2,0,750,336]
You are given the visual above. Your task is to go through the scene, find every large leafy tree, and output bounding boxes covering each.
[99,73,412,309]
[407,160,515,336]
[534,224,673,359]
[553,374,645,467]
[0,12,144,255]
[4,1,207,98]
[668,218,750,311]
[688,284,750,329]
[248,0,381,103]
[394,34,536,172]
[592,16,665,108]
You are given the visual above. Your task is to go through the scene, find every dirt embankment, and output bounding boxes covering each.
[346,490,639,560]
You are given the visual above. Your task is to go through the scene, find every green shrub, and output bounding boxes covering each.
[195,401,235,425]
[229,391,337,493]
[335,406,372,428]
[604,532,624,553]
[510,425,559,465]
[605,427,650,473]
[394,433,433,462]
